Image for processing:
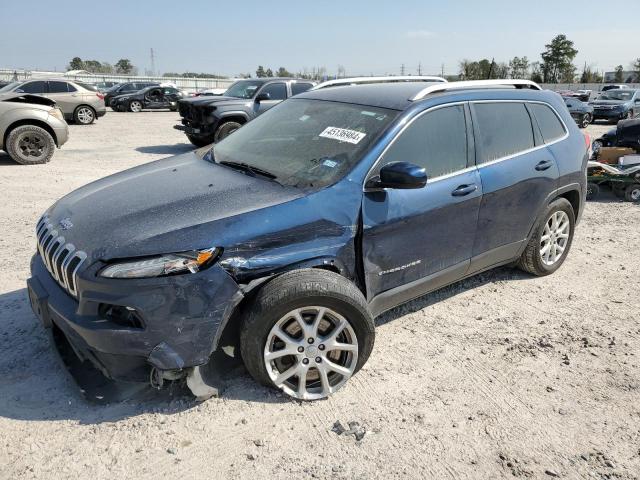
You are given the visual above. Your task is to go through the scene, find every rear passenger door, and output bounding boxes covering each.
[470,101,562,269]
[44,81,76,116]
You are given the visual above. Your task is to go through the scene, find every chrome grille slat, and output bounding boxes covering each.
[35,215,87,298]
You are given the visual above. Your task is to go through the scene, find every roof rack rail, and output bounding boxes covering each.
[410,79,542,101]
[311,75,447,90]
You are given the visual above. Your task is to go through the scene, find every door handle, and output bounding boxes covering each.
[535,160,553,171]
[451,184,477,196]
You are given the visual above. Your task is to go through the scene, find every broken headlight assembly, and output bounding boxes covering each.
[99,248,222,279]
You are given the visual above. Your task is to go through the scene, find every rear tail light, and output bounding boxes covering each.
[96,93,105,100]
[583,132,592,158]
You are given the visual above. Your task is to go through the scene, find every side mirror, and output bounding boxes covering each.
[367,162,427,190]
[255,92,271,102]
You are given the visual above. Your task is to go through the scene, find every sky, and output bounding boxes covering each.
[1,0,636,77]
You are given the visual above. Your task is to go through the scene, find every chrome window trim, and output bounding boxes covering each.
[470,99,569,169]
[364,101,474,189]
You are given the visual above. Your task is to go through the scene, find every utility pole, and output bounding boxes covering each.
[418,62,422,75]
[441,63,445,77]
[401,64,405,76]
[150,48,156,76]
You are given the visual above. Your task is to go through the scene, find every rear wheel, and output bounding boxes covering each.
[128,100,143,112]
[580,113,592,128]
[240,269,374,401]
[6,125,56,165]
[186,134,214,147]
[624,184,640,202]
[214,121,242,143]
[517,198,575,276]
[74,106,95,125]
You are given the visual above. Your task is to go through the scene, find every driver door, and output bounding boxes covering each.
[254,82,287,115]
[362,104,482,305]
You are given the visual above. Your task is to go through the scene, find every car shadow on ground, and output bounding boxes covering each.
[135,144,194,155]
[0,265,530,424]
[0,152,17,166]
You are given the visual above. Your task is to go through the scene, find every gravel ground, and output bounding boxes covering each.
[0,112,638,480]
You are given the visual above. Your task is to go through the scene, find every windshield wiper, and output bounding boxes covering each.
[218,160,278,180]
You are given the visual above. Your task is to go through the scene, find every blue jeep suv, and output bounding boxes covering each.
[27,79,588,401]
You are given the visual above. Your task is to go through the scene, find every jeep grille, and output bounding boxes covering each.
[36,215,87,298]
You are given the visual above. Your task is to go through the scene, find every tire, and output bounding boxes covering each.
[586,182,599,200]
[187,134,215,147]
[128,100,143,113]
[580,113,592,129]
[73,106,95,125]
[624,184,640,202]
[5,125,56,165]
[517,198,575,277]
[239,269,375,401]
[214,121,242,143]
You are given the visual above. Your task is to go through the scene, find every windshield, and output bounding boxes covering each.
[223,80,264,99]
[211,99,397,188]
[0,81,20,93]
[599,90,634,101]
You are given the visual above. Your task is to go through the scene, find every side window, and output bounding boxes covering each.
[380,105,468,178]
[163,87,177,95]
[121,83,134,91]
[473,103,535,163]
[529,103,566,143]
[48,81,69,93]
[19,81,47,94]
[66,82,77,92]
[291,83,313,96]
[259,83,287,100]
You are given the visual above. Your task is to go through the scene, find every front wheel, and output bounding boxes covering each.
[214,121,242,143]
[5,125,56,165]
[517,198,575,276]
[240,269,375,401]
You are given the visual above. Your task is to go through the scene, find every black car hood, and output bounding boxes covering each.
[45,152,304,261]
[180,95,249,107]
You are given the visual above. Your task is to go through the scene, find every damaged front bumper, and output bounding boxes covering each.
[28,253,243,384]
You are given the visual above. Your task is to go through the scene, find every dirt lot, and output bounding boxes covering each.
[0,112,638,480]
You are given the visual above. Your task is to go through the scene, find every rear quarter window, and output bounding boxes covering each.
[473,102,535,163]
[529,103,566,143]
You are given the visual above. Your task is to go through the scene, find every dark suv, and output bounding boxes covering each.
[590,89,640,124]
[175,78,316,146]
[28,80,587,402]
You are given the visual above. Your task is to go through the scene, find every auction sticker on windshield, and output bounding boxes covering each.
[319,126,366,144]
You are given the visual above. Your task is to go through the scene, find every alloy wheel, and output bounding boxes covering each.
[263,307,358,400]
[581,113,592,128]
[16,131,46,160]
[130,101,142,112]
[539,211,570,266]
[76,107,94,124]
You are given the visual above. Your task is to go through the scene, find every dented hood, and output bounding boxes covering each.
[44,152,308,261]
[0,93,57,108]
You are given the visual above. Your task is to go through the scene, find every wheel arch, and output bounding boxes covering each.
[212,259,352,354]
[3,118,58,148]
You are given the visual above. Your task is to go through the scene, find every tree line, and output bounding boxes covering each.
[67,57,135,75]
[459,34,640,83]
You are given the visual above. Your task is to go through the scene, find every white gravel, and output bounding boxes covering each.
[0,112,638,479]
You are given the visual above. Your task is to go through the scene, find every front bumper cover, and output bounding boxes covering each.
[28,253,243,382]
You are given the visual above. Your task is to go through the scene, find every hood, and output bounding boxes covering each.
[45,152,305,261]
[180,95,250,107]
[0,93,56,108]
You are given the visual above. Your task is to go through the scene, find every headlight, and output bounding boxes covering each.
[49,107,64,121]
[99,248,221,279]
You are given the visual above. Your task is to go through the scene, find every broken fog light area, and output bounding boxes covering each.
[98,304,145,329]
